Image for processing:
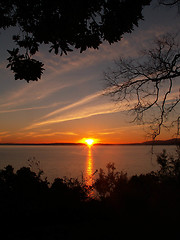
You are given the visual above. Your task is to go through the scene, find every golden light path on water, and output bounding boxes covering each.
[86,146,93,187]
[80,138,99,195]
[79,138,96,186]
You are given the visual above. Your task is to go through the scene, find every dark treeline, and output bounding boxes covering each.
[0,148,180,240]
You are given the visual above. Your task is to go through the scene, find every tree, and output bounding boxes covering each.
[0,0,151,82]
[159,0,180,13]
[156,147,180,180]
[158,0,180,7]
[104,33,180,139]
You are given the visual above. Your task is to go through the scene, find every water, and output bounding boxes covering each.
[0,145,177,183]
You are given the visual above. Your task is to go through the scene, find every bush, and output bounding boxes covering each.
[0,149,180,239]
[156,147,180,182]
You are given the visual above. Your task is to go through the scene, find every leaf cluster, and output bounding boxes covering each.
[7,48,44,82]
[0,0,151,81]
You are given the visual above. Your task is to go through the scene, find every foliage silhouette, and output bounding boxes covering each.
[156,146,180,181]
[0,149,179,239]
[7,48,44,82]
[0,0,151,81]
[93,162,128,199]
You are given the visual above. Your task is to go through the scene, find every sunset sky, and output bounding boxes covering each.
[0,1,180,144]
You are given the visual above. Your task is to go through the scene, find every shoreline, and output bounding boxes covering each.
[0,138,179,146]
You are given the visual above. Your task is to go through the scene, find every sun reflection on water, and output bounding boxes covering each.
[86,147,93,186]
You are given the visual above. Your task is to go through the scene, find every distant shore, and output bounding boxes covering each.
[0,138,179,146]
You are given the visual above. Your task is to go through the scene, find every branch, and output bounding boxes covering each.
[159,0,180,6]
[104,33,180,140]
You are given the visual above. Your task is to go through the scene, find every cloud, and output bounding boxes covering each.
[22,84,137,131]
[28,131,78,138]
[0,79,77,109]
[41,89,105,119]
[0,103,60,113]
[0,55,99,111]
[0,131,9,135]
[0,131,11,140]
[24,100,121,130]
[97,131,116,135]
[1,27,170,111]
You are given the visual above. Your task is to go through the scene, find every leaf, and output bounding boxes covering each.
[6,63,11,68]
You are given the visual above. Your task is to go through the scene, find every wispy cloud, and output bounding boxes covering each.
[0,131,11,139]
[41,90,105,119]
[0,131,9,135]
[42,41,129,75]
[97,131,116,135]
[0,79,78,109]
[24,101,121,130]
[26,131,78,138]
[0,103,60,113]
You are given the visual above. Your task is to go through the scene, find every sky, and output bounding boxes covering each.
[0,1,180,144]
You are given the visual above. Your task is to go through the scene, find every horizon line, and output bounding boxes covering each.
[0,138,179,146]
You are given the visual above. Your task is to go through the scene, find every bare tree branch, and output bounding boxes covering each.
[104,33,180,140]
[159,0,180,6]
[158,0,180,12]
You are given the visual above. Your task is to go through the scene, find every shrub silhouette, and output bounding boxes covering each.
[93,162,128,199]
[0,149,179,239]
[156,147,180,182]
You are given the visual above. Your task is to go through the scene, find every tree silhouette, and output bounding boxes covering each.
[104,33,180,139]
[159,0,180,6]
[0,0,151,82]
[159,0,180,13]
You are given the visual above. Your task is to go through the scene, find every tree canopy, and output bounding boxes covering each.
[0,0,151,82]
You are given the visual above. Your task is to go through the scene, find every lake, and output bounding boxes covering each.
[0,145,177,183]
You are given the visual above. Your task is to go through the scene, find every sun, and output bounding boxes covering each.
[85,138,94,147]
[80,138,99,147]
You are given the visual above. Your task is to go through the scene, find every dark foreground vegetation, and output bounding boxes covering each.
[0,148,180,240]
